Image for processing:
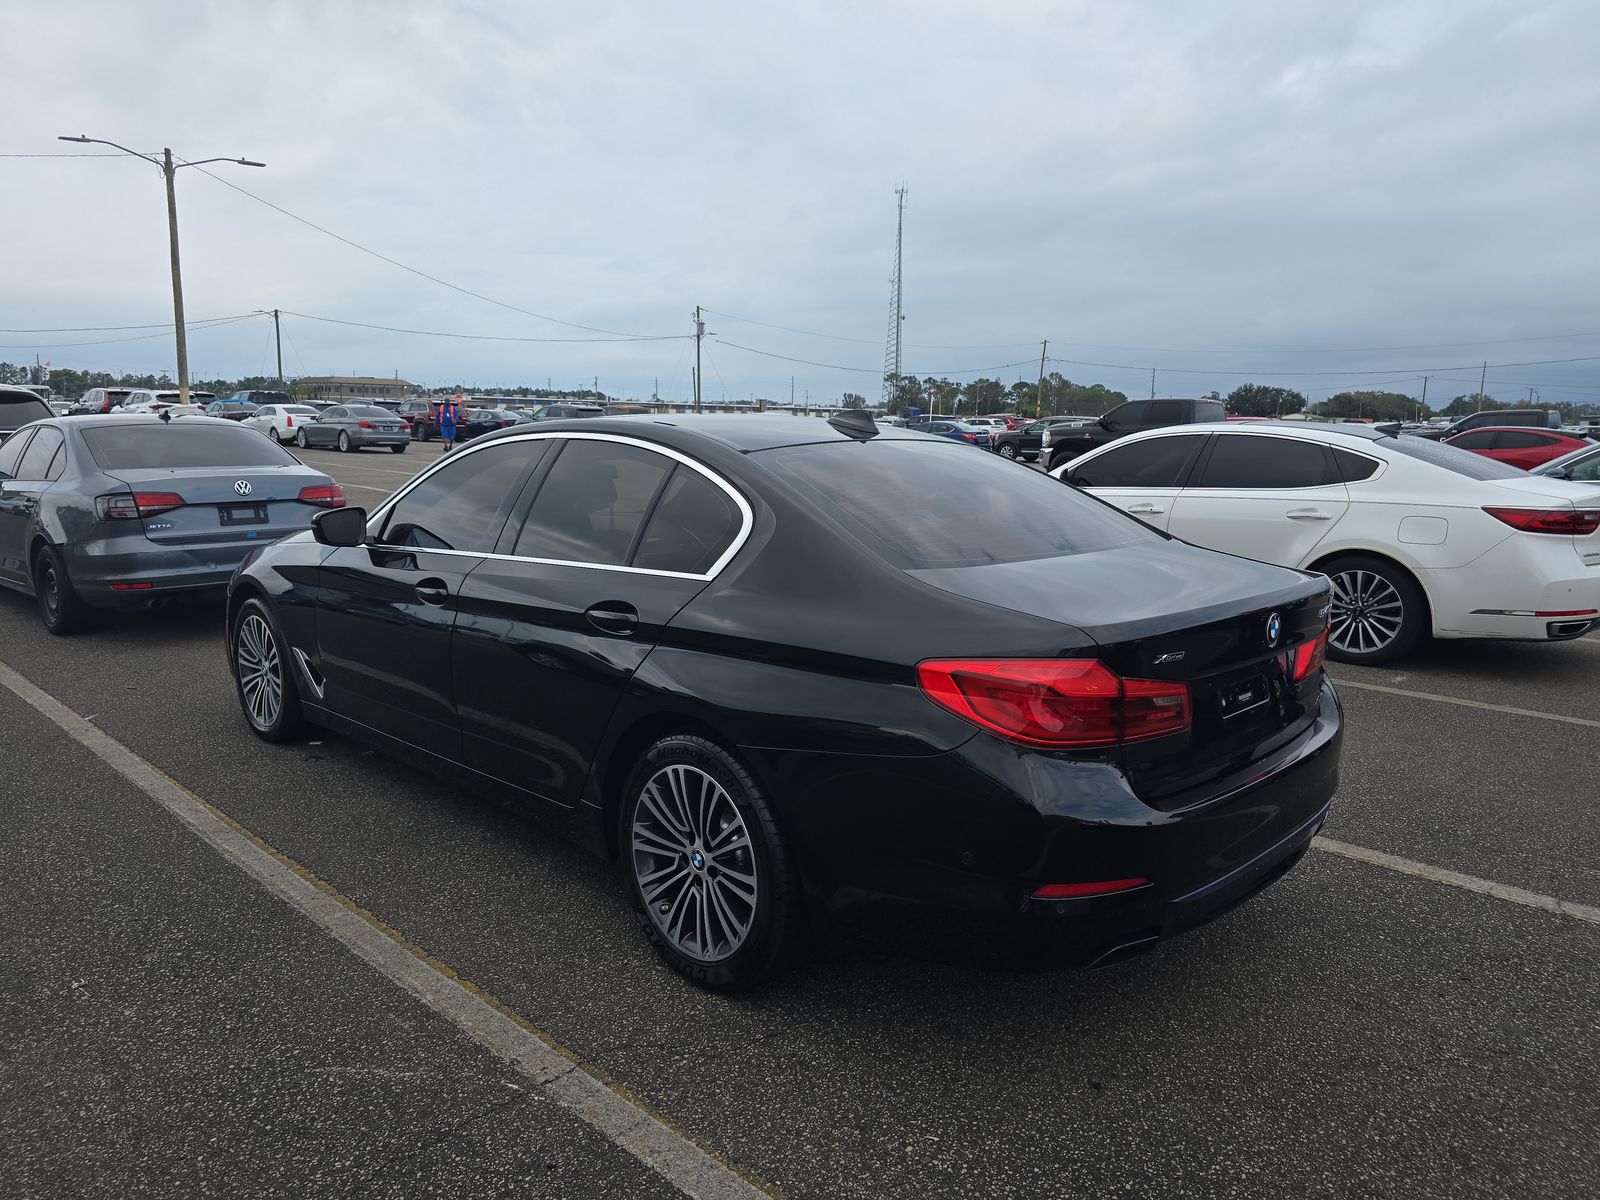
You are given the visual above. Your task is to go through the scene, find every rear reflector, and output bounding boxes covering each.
[1033,878,1150,899]
[916,659,1190,748]
[96,491,185,520]
[296,483,346,508]
[1292,628,1328,683]
[110,582,154,591]
[1483,506,1600,536]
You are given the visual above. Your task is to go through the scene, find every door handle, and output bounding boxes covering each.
[414,578,451,605]
[1285,509,1333,521]
[585,601,639,636]
[1125,503,1164,514]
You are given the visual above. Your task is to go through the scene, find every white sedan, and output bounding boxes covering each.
[241,402,322,444]
[1052,422,1600,664]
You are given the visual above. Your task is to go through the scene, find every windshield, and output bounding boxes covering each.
[81,423,300,469]
[1390,435,1527,480]
[765,440,1156,569]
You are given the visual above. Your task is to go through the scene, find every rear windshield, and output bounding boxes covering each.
[346,405,395,418]
[285,406,317,415]
[1391,435,1526,480]
[765,440,1156,569]
[1,397,53,426]
[81,424,299,469]
[248,392,293,405]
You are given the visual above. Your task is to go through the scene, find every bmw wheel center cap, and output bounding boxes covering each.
[690,849,706,870]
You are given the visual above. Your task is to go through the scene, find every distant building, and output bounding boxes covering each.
[295,375,415,401]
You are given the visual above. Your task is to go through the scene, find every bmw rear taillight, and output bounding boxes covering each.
[916,659,1191,748]
[96,491,184,520]
[357,420,376,429]
[297,483,346,508]
[1292,628,1328,683]
[1483,506,1600,535]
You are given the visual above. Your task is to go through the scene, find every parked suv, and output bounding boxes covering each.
[1043,398,1227,472]
[397,398,444,440]
[993,415,1095,462]
[72,387,136,415]
[1408,409,1561,442]
[529,402,606,421]
[1,384,53,440]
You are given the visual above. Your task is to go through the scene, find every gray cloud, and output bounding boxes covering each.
[5,0,1598,406]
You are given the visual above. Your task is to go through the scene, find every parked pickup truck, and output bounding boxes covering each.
[992,415,1094,462]
[1042,398,1228,472]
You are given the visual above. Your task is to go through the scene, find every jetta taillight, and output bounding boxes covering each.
[1292,628,1328,683]
[297,483,346,508]
[1483,506,1600,536]
[97,491,184,519]
[916,659,1190,748]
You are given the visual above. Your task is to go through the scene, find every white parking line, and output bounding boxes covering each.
[1331,677,1600,730]
[1313,837,1600,926]
[0,660,773,1200]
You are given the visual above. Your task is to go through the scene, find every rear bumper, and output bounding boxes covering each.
[354,432,410,447]
[64,536,302,609]
[1426,557,1600,640]
[761,679,1343,968]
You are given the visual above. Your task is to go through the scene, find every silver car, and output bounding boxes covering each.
[0,414,343,633]
[292,404,410,454]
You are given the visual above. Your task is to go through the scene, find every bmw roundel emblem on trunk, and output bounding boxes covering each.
[234,479,253,497]
[1265,611,1282,647]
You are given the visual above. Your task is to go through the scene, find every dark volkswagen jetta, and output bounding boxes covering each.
[226,414,1342,989]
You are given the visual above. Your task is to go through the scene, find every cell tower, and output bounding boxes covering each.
[881,186,907,405]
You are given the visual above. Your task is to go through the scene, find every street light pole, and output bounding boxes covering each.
[59,135,264,404]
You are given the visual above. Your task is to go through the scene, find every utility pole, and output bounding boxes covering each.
[1150,367,1156,400]
[1034,340,1049,418]
[272,309,283,384]
[1420,374,1428,417]
[791,375,795,407]
[59,135,263,405]
[693,306,705,413]
[1478,361,1487,409]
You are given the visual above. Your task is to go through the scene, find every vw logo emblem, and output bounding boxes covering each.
[233,479,253,497]
[1265,611,1282,648]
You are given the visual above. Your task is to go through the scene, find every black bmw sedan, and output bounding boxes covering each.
[226,414,1342,990]
[0,414,345,633]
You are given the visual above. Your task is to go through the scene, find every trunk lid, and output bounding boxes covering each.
[909,539,1332,807]
[105,465,334,547]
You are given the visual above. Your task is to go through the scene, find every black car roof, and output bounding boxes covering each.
[475,413,927,453]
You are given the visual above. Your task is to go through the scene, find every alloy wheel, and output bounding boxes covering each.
[631,764,759,962]
[1329,569,1404,656]
[235,613,284,730]
[999,443,1017,459]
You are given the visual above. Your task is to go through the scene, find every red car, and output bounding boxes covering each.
[1442,426,1593,470]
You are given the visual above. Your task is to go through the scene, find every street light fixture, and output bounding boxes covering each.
[59,135,264,403]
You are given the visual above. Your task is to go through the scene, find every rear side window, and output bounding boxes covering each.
[1496,431,1551,449]
[514,439,674,566]
[1447,431,1494,450]
[766,440,1155,569]
[1331,447,1381,482]
[1389,436,1525,479]
[1147,400,1186,424]
[15,427,64,480]
[633,467,744,575]
[0,430,33,477]
[1,396,52,426]
[1071,434,1207,488]
[81,425,298,469]
[1193,435,1338,489]
[381,440,548,552]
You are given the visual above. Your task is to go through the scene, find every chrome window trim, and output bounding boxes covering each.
[364,430,755,582]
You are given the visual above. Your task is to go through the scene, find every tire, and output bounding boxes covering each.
[1046,446,1084,473]
[621,734,805,992]
[33,544,90,636]
[296,429,309,449]
[231,598,306,741]
[338,431,352,453]
[998,443,1018,460]
[1321,554,1427,666]
[390,443,408,454]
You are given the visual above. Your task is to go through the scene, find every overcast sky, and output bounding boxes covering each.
[6,0,1599,407]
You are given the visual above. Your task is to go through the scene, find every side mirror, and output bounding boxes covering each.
[1543,467,1568,479]
[313,506,369,547]
[1099,415,1116,431]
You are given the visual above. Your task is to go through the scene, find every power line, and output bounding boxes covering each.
[0,314,259,352]
[1046,353,1600,378]
[714,337,1037,378]
[279,310,689,345]
[184,162,677,340]
[0,313,257,333]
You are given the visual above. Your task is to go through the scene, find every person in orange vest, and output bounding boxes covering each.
[439,394,464,452]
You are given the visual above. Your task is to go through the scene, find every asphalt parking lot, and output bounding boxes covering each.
[3,439,1597,1199]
